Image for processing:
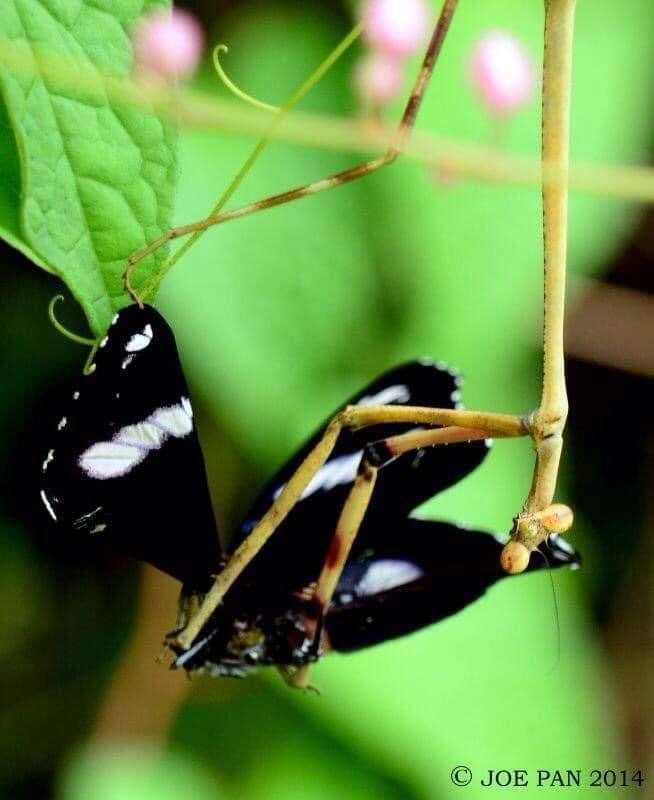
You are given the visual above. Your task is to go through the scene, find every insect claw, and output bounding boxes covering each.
[500,540,530,575]
[156,644,176,667]
[501,503,575,574]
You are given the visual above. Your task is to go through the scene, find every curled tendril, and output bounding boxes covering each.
[82,342,100,376]
[48,295,98,347]
[213,44,280,112]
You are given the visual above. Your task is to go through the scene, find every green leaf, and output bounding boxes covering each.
[0,0,177,335]
[0,95,51,270]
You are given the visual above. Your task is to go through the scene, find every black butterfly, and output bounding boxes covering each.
[40,304,579,679]
[39,305,221,590]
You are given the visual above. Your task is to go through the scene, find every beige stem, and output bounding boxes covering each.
[527,0,577,513]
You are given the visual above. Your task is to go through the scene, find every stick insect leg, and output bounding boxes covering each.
[124,0,461,302]
[308,458,379,643]
[174,406,527,651]
[306,426,492,649]
[502,0,577,571]
[307,422,573,651]
[276,664,320,693]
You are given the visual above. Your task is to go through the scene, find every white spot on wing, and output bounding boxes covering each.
[99,336,108,348]
[78,398,194,480]
[358,384,410,407]
[150,402,193,437]
[125,323,153,353]
[72,506,102,528]
[549,533,574,555]
[57,417,67,431]
[111,313,119,326]
[40,489,57,521]
[122,355,135,370]
[274,451,362,502]
[116,421,167,450]
[90,523,107,534]
[78,442,147,479]
[42,449,54,471]
[73,391,80,400]
[181,396,193,418]
[301,452,361,499]
[357,559,424,596]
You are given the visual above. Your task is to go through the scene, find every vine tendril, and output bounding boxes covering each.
[48,295,97,347]
[133,22,363,301]
[213,44,280,112]
[82,342,100,376]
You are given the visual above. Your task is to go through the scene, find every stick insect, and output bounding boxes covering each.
[43,0,579,689]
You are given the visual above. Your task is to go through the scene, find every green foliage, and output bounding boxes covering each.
[0,0,177,335]
[60,744,225,800]
[155,2,653,797]
[1,1,652,798]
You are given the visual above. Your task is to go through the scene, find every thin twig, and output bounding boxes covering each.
[124,1,460,301]
[2,35,654,209]
[124,22,364,302]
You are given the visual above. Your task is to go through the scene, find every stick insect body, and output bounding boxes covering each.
[132,0,576,685]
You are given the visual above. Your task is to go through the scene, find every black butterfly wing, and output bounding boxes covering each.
[326,520,580,652]
[171,519,580,674]
[239,361,488,534]
[232,361,489,598]
[39,304,221,588]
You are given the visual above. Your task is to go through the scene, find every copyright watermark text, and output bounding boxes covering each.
[450,768,646,789]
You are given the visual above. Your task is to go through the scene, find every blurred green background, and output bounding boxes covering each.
[1,1,654,798]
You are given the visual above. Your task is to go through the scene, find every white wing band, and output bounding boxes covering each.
[78,397,194,480]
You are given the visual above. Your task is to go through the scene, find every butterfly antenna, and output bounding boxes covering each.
[535,544,562,671]
[213,44,280,112]
[48,295,97,347]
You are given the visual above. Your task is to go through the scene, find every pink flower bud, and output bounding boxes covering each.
[469,30,535,115]
[361,0,429,59]
[354,53,403,105]
[133,8,204,81]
